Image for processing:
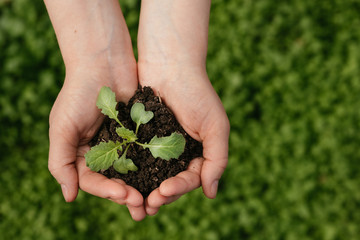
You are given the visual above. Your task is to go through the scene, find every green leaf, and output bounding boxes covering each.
[96,86,123,126]
[85,141,122,172]
[130,102,154,132]
[141,132,186,160]
[113,152,138,174]
[116,127,137,142]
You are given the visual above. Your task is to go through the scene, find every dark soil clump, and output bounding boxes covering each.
[90,86,203,198]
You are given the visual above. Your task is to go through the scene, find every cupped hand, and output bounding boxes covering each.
[138,64,230,215]
[48,64,147,221]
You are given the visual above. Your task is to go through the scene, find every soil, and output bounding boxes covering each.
[89,86,203,198]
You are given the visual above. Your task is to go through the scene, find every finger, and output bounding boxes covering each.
[159,157,203,197]
[111,179,144,207]
[111,181,146,220]
[48,127,79,202]
[146,188,181,209]
[146,189,167,209]
[201,115,230,199]
[145,195,182,216]
[145,206,159,216]
[76,157,128,201]
[127,204,147,221]
[144,158,203,215]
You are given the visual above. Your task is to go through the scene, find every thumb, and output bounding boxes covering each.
[200,116,230,199]
[48,126,79,202]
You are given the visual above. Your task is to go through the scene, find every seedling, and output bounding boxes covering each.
[85,87,186,174]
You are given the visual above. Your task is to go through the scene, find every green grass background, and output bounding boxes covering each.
[1,0,360,239]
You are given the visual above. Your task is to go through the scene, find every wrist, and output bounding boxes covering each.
[65,58,137,86]
[138,52,206,69]
[45,0,134,72]
[64,59,138,103]
[65,54,136,77]
[59,24,135,72]
[137,0,210,69]
[137,61,208,90]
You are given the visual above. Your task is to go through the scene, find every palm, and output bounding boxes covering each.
[50,79,104,146]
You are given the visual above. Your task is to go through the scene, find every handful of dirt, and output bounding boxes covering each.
[90,86,203,198]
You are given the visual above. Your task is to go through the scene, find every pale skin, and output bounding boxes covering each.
[46,0,229,221]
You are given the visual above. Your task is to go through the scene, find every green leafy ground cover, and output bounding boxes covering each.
[1,0,360,239]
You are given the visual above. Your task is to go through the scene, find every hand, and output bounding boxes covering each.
[48,64,147,221]
[137,0,228,215]
[45,0,148,221]
[138,64,230,215]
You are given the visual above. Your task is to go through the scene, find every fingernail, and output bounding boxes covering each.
[61,184,69,202]
[211,180,219,198]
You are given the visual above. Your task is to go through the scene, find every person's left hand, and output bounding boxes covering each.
[138,64,230,216]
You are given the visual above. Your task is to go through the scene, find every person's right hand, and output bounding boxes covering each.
[48,63,147,221]
[44,0,148,221]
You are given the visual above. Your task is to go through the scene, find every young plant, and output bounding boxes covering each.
[85,86,186,174]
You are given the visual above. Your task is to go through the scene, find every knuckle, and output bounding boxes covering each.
[49,105,58,127]
[221,115,231,133]
[48,162,56,175]
[218,156,229,170]
[108,190,126,201]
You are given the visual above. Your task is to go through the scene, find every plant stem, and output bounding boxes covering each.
[135,141,147,148]
[123,144,130,155]
[116,119,125,128]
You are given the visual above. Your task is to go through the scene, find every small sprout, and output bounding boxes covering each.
[85,86,186,174]
[131,102,154,134]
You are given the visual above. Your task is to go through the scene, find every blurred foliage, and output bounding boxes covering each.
[1,0,360,239]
